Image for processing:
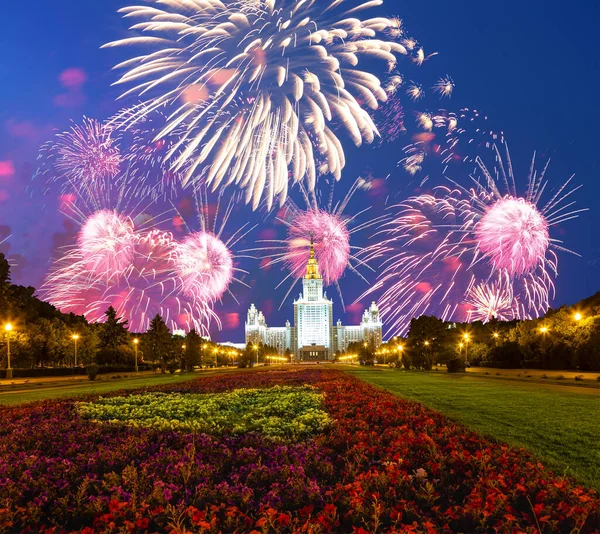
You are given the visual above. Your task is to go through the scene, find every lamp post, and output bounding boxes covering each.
[574,312,582,323]
[5,323,13,380]
[492,332,499,347]
[462,333,470,362]
[539,326,549,366]
[72,334,79,367]
[133,338,139,373]
[254,344,259,366]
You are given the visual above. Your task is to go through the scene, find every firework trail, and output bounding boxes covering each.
[171,186,255,306]
[465,275,518,323]
[246,177,381,308]
[34,118,122,197]
[41,183,252,334]
[110,104,187,201]
[104,0,426,210]
[361,142,585,336]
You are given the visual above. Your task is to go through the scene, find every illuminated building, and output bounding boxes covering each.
[245,238,382,360]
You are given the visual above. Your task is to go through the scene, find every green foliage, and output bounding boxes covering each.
[183,329,202,371]
[447,356,466,373]
[86,363,100,381]
[407,316,449,370]
[98,307,129,350]
[96,346,134,366]
[77,386,331,438]
[141,315,175,371]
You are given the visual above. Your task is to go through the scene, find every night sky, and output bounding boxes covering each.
[1,0,598,342]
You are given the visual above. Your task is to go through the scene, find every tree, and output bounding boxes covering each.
[407,316,448,370]
[141,315,174,371]
[99,307,129,349]
[183,329,202,371]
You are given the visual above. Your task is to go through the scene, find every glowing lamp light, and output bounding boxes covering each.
[540,326,549,334]
[133,338,139,345]
[574,313,582,322]
[5,323,12,332]
[72,334,80,340]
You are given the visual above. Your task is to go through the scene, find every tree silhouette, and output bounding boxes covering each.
[99,307,129,349]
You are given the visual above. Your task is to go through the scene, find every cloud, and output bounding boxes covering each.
[224,313,240,330]
[54,67,87,109]
[59,68,87,89]
[0,161,15,179]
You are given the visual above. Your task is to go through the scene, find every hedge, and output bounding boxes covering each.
[6,364,153,378]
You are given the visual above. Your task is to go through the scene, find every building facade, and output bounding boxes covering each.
[245,238,383,360]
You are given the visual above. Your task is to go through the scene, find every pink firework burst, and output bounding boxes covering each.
[78,210,135,278]
[54,118,121,183]
[176,232,234,302]
[360,142,584,337]
[246,178,379,309]
[42,224,217,335]
[286,210,351,286]
[476,198,549,276]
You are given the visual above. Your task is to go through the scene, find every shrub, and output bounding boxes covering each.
[541,374,548,379]
[556,374,565,380]
[574,374,584,381]
[487,341,524,367]
[86,363,100,381]
[447,356,466,373]
[96,346,134,366]
[597,376,600,382]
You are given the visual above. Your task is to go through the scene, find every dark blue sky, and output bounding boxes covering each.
[0,0,598,341]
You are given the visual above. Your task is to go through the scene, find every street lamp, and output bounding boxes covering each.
[462,333,470,362]
[72,334,80,367]
[253,344,259,366]
[133,338,139,373]
[4,323,13,380]
[574,312,582,322]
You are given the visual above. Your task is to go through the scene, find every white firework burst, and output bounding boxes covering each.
[104,0,423,210]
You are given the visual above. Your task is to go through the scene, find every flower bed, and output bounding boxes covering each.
[76,386,330,437]
[0,368,597,533]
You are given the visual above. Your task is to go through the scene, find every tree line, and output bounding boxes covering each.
[345,294,600,372]
[0,254,239,376]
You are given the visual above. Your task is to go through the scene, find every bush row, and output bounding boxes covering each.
[7,364,153,378]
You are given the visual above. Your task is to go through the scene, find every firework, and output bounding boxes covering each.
[104,0,423,210]
[465,275,517,323]
[247,178,379,307]
[78,210,136,278]
[111,105,187,201]
[176,232,234,303]
[42,182,252,334]
[361,142,585,336]
[285,210,351,286]
[54,118,121,184]
[433,76,454,98]
[476,197,549,276]
[43,225,217,334]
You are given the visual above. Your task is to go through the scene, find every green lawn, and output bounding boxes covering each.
[344,366,600,491]
[0,372,210,405]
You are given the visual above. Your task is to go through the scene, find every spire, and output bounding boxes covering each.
[305,233,322,280]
